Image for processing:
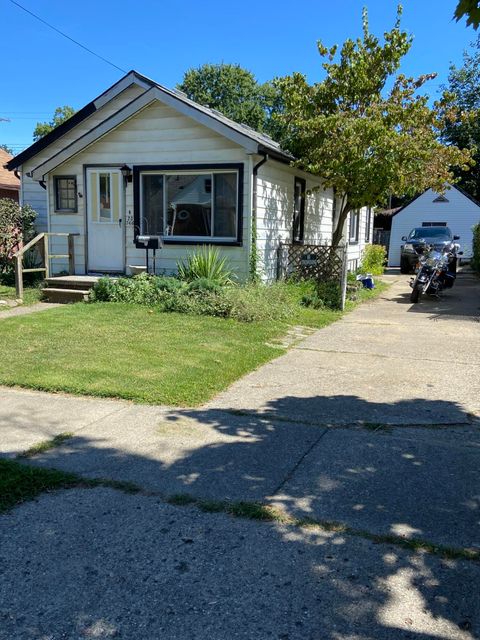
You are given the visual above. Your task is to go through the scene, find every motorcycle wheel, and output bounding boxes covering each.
[410,284,420,303]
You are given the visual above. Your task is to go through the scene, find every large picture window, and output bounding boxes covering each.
[139,168,239,241]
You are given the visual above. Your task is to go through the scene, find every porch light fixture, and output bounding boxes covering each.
[120,164,132,184]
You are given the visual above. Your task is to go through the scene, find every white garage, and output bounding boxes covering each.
[388,185,480,266]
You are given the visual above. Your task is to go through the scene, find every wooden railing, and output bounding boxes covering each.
[13,232,79,300]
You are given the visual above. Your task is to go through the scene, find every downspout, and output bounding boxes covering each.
[251,152,268,281]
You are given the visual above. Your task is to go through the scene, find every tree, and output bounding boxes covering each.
[0,198,36,278]
[455,0,480,28]
[178,63,276,133]
[274,6,472,248]
[440,36,480,199]
[33,106,76,141]
[0,144,13,155]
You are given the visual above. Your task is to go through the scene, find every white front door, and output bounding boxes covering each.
[86,168,124,272]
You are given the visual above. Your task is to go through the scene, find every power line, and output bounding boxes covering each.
[9,0,127,74]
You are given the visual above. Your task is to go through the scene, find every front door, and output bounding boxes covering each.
[86,168,124,272]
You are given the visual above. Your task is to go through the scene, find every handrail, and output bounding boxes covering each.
[13,232,80,301]
[15,232,45,258]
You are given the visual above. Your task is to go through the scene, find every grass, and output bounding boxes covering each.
[165,493,480,562]
[18,433,74,458]
[0,280,389,406]
[2,459,477,562]
[0,458,81,514]
[0,304,290,405]
[0,283,42,309]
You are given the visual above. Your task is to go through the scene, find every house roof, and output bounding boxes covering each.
[0,149,20,190]
[392,184,480,218]
[5,70,293,174]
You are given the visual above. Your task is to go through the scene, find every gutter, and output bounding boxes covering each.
[250,152,269,279]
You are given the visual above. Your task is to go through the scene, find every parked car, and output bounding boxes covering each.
[400,226,460,274]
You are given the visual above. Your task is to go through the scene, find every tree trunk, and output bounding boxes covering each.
[331,198,352,249]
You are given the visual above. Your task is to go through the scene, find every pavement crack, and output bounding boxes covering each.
[271,428,329,496]
[293,346,480,367]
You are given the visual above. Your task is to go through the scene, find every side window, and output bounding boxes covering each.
[349,210,359,243]
[293,178,305,244]
[422,222,447,227]
[365,207,372,242]
[54,176,77,212]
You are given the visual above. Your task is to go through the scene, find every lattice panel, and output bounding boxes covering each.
[277,243,346,281]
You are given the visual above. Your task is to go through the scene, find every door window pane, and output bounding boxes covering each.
[142,174,164,234]
[166,174,212,237]
[99,173,111,220]
[214,173,237,238]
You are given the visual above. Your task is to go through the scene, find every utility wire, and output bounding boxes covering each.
[9,0,127,74]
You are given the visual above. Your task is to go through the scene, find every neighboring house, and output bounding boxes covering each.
[0,149,20,201]
[6,70,372,281]
[388,185,480,267]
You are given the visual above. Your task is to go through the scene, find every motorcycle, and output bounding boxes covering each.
[409,241,460,303]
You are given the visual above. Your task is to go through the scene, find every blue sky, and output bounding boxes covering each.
[0,0,476,154]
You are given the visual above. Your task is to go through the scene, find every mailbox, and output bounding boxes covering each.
[135,235,163,250]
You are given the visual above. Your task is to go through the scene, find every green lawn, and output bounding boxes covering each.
[0,284,42,309]
[0,303,294,405]
[0,283,387,406]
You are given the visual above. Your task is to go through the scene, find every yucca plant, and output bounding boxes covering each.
[177,246,234,285]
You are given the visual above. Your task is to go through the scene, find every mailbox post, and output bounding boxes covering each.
[135,235,163,274]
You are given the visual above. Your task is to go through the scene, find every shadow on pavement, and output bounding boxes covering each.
[2,395,479,638]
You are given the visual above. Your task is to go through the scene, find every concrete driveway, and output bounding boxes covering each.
[1,270,479,639]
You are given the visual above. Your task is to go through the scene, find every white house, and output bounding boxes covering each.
[388,185,480,267]
[5,70,372,281]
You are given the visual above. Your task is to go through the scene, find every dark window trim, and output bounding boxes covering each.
[54,175,78,213]
[292,177,306,245]
[349,209,360,244]
[133,163,244,246]
[365,207,371,242]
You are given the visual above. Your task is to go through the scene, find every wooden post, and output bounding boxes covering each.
[43,234,50,279]
[340,244,348,311]
[14,255,23,301]
[68,234,75,275]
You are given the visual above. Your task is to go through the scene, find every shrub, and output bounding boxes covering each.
[0,198,37,281]
[89,274,184,305]
[177,246,233,285]
[315,280,343,310]
[359,244,387,276]
[186,277,222,295]
[223,283,296,322]
[472,222,480,273]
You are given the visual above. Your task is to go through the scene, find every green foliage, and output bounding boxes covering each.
[472,222,480,271]
[440,36,480,199]
[359,244,387,275]
[33,106,76,141]
[0,198,37,278]
[186,277,222,294]
[177,63,280,134]
[454,0,480,28]
[274,6,473,248]
[0,143,13,155]
[177,246,233,285]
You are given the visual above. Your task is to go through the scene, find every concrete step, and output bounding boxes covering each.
[41,288,90,303]
[44,276,99,291]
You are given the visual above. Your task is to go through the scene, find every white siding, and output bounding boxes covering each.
[388,187,480,266]
[256,160,333,281]
[21,84,146,234]
[21,173,48,231]
[47,100,251,278]
[346,206,373,271]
